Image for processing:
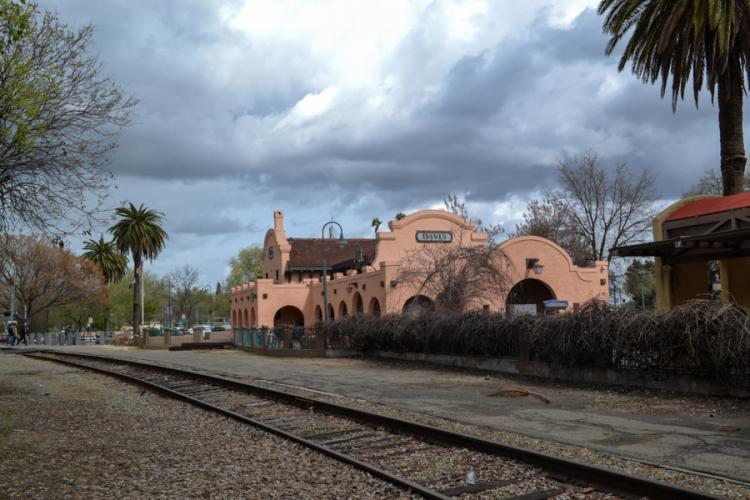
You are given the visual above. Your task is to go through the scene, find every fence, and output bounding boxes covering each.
[17,332,117,346]
[233,325,325,356]
[141,327,234,348]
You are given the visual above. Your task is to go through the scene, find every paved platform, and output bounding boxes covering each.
[22,345,750,482]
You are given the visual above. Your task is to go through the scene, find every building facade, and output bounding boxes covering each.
[612,192,750,311]
[230,210,609,329]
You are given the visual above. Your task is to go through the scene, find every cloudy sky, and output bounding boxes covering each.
[39,0,741,286]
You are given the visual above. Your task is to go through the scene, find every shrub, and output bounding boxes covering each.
[315,300,750,386]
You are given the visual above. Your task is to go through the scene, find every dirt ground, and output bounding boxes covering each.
[25,345,750,487]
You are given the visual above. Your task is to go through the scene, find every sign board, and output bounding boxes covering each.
[415,231,453,243]
[87,317,93,327]
[508,304,536,317]
[543,300,569,310]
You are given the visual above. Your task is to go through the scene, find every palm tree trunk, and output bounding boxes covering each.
[718,54,747,196]
[132,254,141,342]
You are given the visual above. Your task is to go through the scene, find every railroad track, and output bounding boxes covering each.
[25,351,717,500]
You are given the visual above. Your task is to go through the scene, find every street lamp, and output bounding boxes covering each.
[321,221,346,322]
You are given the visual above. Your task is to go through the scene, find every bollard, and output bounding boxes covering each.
[192,326,204,343]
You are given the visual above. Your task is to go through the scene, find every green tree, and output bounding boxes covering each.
[211,281,229,321]
[395,212,407,220]
[598,0,750,195]
[82,235,128,333]
[624,259,656,308]
[109,203,167,338]
[82,236,128,284]
[1,1,137,236]
[227,246,262,286]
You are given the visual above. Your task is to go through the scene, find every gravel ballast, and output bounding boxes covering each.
[0,355,408,498]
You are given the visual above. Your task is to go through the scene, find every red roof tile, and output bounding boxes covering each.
[666,192,750,222]
[288,238,377,269]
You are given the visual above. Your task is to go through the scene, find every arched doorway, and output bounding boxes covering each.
[506,279,555,315]
[352,292,363,314]
[403,295,434,315]
[368,297,381,316]
[273,305,304,327]
[250,308,256,327]
[314,305,323,322]
[327,303,335,321]
[232,309,237,328]
[243,308,249,328]
[338,301,348,318]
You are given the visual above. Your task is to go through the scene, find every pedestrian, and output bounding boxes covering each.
[7,322,17,346]
[18,320,29,346]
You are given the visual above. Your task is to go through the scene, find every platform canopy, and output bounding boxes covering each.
[611,192,750,264]
[610,227,750,264]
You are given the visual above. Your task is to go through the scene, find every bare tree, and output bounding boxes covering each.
[0,234,105,328]
[557,151,657,262]
[168,264,201,326]
[684,168,750,197]
[398,244,512,313]
[514,194,591,265]
[443,193,503,245]
[0,5,137,237]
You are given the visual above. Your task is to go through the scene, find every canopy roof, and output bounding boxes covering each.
[611,227,750,263]
[665,192,750,222]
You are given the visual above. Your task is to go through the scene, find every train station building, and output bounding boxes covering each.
[230,210,609,329]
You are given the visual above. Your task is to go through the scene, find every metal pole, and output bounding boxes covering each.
[322,229,329,322]
[10,273,15,321]
[168,280,172,329]
[140,271,144,327]
[321,221,345,322]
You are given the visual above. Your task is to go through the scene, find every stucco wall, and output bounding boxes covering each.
[232,209,609,327]
[499,236,609,308]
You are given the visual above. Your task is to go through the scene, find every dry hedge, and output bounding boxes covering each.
[317,300,750,386]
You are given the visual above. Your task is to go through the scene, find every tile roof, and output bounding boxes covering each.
[666,192,750,221]
[287,238,377,269]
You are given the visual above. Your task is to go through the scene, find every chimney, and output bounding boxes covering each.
[274,210,284,233]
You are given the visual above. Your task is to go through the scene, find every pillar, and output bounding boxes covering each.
[193,326,203,343]
[720,257,750,308]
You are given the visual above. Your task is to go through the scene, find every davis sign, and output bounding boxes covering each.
[415,231,453,243]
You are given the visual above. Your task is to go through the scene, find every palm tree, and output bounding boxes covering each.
[598,0,750,195]
[82,235,128,333]
[371,217,382,234]
[109,203,167,339]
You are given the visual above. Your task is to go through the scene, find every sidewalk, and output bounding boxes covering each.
[38,345,750,482]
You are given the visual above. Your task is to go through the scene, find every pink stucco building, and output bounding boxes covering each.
[230,210,608,329]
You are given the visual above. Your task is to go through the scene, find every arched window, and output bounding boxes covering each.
[273,305,304,327]
[368,297,381,316]
[506,279,556,315]
[402,295,434,315]
[338,301,348,318]
[352,292,364,314]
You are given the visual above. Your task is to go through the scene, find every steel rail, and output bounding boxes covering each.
[25,352,448,500]
[27,351,719,500]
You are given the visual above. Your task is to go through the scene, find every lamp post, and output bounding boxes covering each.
[321,221,346,322]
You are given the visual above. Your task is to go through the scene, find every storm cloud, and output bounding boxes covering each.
[37,0,747,284]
